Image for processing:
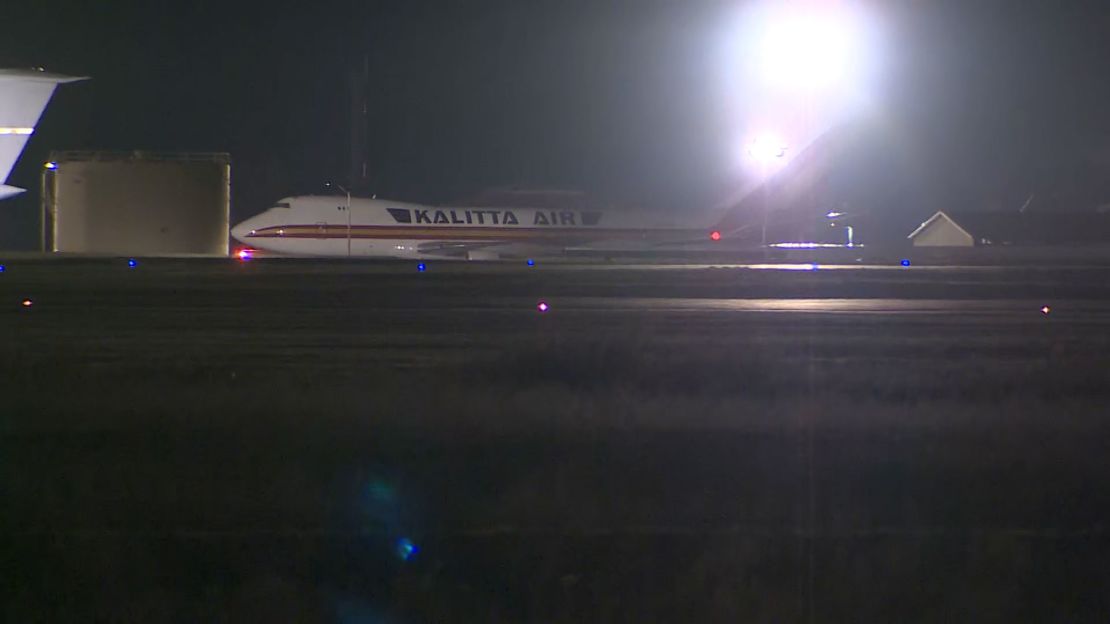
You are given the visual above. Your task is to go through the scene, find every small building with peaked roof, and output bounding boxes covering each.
[907,210,1110,247]
[907,211,975,247]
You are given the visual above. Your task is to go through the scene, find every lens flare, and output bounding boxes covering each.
[395,538,418,561]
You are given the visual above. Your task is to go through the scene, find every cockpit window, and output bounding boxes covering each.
[273,202,291,209]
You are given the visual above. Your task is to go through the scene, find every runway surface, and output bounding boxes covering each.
[3,258,1110,621]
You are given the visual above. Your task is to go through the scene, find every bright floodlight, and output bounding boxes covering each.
[757,8,861,90]
[747,134,787,162]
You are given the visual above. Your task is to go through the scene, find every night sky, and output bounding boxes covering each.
[4,0,1110,248]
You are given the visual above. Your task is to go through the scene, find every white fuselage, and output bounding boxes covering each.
[231,195,712,259]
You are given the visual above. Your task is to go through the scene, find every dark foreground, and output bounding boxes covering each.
[3,258,1110,622]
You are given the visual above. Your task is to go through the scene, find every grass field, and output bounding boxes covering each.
[2,259,1110,621]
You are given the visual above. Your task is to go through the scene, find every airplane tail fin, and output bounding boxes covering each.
[0,69,87,198]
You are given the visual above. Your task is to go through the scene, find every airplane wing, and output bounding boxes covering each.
[415,240,510,257]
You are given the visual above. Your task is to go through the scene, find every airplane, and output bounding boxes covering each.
[230,124,856,260]
[0,68,87,200]
[230,193,735,260]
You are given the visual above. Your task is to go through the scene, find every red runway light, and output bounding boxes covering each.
[709,230,722,241]
[1041,305,1051,315]
[537,301,549,313]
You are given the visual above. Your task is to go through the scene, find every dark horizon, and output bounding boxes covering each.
[4,0,1110,248]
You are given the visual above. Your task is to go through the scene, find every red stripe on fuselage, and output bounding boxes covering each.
[247,224,695,241]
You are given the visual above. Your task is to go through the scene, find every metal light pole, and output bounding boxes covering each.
[747,137,787,250]
[760,161,769,249]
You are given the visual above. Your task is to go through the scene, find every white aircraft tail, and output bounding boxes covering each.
[0,69,86,199]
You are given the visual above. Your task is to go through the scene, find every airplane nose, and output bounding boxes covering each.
[230,218,255,243]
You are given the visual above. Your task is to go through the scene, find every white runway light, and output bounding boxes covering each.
[0,127,35,135]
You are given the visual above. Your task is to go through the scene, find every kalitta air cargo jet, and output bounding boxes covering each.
[231,192,732,260]
[0,68,86,200]
[231,127,850,259]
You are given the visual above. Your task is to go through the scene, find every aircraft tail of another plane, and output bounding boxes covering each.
[0,69,86,199]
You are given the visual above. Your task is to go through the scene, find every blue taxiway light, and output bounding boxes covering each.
[417,262,426,272]
[526,258,535,266]
[0,265,5,273]
[127,258,137,268]
[900,259,911,267]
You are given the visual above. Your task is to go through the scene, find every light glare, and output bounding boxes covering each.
[747,134,787,162]
[756,7,862,91]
